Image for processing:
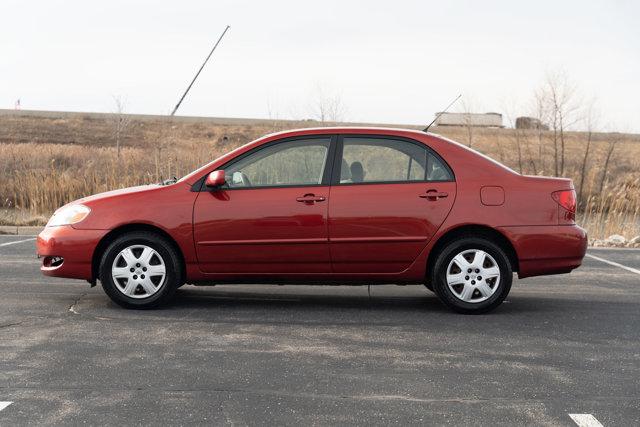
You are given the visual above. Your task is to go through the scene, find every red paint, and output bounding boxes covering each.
[328,181,456,274]
[37,127,587,285]
[480,186,504,206]
[205,170,226,188]
[37,225,108,279]
[193,186,331,274]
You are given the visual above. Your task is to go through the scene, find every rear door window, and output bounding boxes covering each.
[336,137,453,184]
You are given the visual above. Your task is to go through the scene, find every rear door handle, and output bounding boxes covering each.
[296,193,326,204]
[419,190,448,201]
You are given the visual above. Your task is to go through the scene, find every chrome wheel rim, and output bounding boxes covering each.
[111,245,166,299]
[446,249,501,303]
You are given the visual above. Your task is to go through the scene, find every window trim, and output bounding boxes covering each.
[195,134,338,192]
[330,134,455,186]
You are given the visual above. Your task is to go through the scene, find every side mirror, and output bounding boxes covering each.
[205,170,226,188]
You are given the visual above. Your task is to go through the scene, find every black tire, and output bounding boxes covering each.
[99,231,182,309]
[430,237,512,314]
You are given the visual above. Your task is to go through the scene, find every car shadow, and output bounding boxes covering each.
[87,281,635,327]
[87,285,639,341]
[157,285,558,319]
[172,288,441,308]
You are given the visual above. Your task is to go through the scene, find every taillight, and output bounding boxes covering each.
[552,189,576,223]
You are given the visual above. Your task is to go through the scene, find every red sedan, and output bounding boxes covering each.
[37,127,587,313]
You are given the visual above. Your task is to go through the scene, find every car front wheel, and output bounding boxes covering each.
[99,232,182,309]
[430,237,512,314]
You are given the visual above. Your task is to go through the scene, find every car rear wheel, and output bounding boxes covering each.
[99,232,182,309]
[430,237,512,314]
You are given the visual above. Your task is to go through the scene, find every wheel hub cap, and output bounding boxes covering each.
[446,249,500,303]
[111,244,166,299]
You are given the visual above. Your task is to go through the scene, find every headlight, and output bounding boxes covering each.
[46,204,91,227]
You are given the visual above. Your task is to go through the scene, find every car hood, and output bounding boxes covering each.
[77,184,161,205]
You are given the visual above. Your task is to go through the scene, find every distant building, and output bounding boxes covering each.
[434,112,503,128]
[515,116,549,130]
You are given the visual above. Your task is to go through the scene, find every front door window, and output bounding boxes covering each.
[224,138,331,188]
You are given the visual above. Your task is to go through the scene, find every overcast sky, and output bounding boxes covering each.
[2,0,639,131]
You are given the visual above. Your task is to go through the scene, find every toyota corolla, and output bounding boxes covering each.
[37,127,587,313]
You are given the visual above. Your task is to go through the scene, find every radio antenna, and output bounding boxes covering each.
[170,25,231,116]
[423,94,462,132]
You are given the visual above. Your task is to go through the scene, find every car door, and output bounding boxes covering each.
[193,136,336,275]
[328,135,456,273]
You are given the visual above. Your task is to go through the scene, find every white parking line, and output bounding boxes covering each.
[0,401,12,411]
[569,413,604,427]
[586,253,640,275]
[0,238,36,248]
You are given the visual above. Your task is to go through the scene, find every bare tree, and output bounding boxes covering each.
[577,100,599,205]
[501,103,523,173]
[531,91,549,173]
[266,97,286,133]
[536,71,580,176]
[110,96,131,158]
[459,97,476,148]
[597,132,620,195]
[309,86,347,124]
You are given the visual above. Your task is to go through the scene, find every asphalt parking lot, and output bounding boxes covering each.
[0,235,638,426]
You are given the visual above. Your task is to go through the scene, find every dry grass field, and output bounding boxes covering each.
[0,109,638,241]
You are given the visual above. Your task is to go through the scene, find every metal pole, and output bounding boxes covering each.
[170,25,230,116]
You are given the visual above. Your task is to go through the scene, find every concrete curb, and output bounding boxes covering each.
[0,226,43,235]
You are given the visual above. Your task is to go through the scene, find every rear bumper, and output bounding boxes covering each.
[37,226,107,280]
[498,224,587,278]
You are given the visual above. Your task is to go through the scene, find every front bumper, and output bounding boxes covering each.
[37,226,108,280]
[499,224,588,279]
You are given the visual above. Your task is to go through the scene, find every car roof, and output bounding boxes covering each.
[260,126,431,140]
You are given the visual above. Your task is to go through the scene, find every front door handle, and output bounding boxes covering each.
[296,193,326,204]
[419,190,449,201]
